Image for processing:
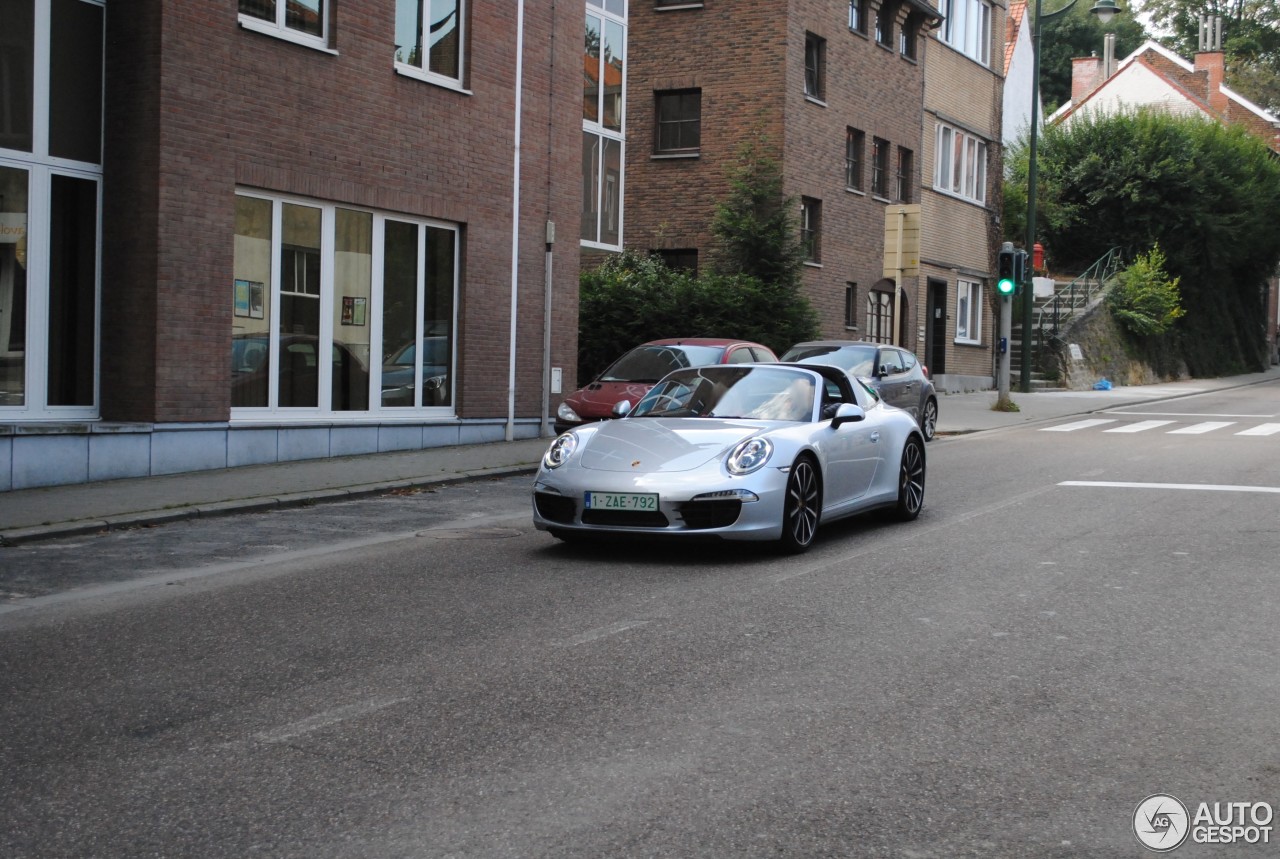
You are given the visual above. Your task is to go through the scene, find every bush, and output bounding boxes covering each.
[1107,245,1184,337]
[576,251,819,382]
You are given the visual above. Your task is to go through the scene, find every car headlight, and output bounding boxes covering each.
[543,432,579,469]
[557,402,581,422]
[727,437,773,475]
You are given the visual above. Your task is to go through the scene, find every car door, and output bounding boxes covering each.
[817,376,880,505]
[875,347,908,413]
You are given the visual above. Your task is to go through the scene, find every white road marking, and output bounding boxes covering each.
[560,620,650,647]
[1041,419,1117,432]
[254,697,409,744]
[1060,481,1280,494]
[1106,410,1274,418]
[1237,423,1280,436]
[1104,420,1176,433]
[1167,421,1235,434]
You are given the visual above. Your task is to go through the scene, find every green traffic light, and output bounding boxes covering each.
[997,277,1016,296]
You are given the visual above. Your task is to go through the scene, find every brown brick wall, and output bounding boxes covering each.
[101,0,581,423]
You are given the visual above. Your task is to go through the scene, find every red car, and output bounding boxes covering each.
[554,338,778,434]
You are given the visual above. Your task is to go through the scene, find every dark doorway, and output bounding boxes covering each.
[926,279,947,375]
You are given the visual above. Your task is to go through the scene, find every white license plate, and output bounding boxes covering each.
[584,491,659,511]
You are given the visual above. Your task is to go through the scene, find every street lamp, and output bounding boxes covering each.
[1020,0,1123,391]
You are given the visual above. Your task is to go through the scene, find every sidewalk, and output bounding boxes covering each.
[3,366,1278,545]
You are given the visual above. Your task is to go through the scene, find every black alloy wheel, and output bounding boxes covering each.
[920,398,938,441]
[893,437,926,521]
[779,456,821,554]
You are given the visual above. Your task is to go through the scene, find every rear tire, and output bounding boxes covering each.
[920,398,938,442]
[779,456,821,554]
[892,437,926,521]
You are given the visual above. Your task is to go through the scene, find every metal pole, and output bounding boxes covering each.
[1021,0,1044,393]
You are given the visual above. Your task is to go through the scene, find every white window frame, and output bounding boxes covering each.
[582,2,627,251]
[935,123,988,205]
[232,190,460,420]
[0,0,105,421]
[238,0,333,54]
[939,0,991,66]
[393,0,468,91]
[956,278,981,344]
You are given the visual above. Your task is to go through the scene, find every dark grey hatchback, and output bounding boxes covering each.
[779,340,938,441]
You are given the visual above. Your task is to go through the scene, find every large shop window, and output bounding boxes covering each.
[581,0,625,248]
[232,193,458,416]
[0,0,104,419]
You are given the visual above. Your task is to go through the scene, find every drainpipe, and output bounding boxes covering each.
[506,0,526,441]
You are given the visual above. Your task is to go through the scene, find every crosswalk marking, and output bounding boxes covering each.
[1167,421,1236,434]
[1104,420,1176,433]
[1237,423,1280,436]
[1042,419,1117,432]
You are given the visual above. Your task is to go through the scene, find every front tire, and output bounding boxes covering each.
[892,437,926,521]
[919,398,938,441]
[779,456,821,554]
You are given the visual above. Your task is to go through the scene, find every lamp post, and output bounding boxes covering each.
[1020,0,1122,392]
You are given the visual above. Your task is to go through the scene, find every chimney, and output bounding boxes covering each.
[1072,53,1104,103]
[1103,33,1117,79]
[1196,15,1229,114]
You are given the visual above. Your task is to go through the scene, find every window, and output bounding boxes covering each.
[654,90,700,154]
[935,123,988,204]
[845,283,858,329]
[800,198,821,263]
[0,0,104,419]
[875,1,893,47]
[804,33,826,100]
[939,0,992,65]
[240,0,327,48]
[871,137,890,198]
[896,146,913,202]
[900,13,918,59]
[845,128,865,191]
[232,192,459,413]
[956,279,981,342]
[653,248,698,273]
[582,1,626,248]
[866,290,894,343]
[395,0,465,84]
[849,0,869,34]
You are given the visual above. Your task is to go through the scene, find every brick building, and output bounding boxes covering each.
[1,0,582,490]
[623,0,943,349]
[919,0,1007,391]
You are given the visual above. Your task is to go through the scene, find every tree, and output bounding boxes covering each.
[1039,2,1149,114]
[710,135,806,288]
[1003,109,1280,374]
[1107,244,1185,336]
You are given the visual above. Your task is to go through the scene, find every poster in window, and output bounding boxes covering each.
[248,281,265,319]
[341,296,367,326]
[234,279,251,317]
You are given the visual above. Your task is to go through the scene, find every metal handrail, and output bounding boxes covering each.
[1026,247,1124,374]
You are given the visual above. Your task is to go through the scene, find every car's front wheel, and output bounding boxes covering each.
[919,398,938,441]
[779,456,821,554]
[892,437,926,521]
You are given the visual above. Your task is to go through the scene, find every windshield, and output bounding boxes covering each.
[631,366,816,422]
[782,344,877,377]
[599,344,727,383]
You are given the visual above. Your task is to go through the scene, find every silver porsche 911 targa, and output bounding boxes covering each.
[532,363,926,553]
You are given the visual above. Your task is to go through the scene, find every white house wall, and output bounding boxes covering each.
[1060,63,1206,125]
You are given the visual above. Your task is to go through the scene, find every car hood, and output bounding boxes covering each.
[577,418,769,473]
[564,381,656,420]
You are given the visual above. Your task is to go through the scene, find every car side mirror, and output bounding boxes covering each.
[612,400,632,418]
[831,403,866,428]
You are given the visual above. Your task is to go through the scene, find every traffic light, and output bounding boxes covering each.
[997,245,1017,296]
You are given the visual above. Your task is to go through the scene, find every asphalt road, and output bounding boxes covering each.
[2,381,1279,858]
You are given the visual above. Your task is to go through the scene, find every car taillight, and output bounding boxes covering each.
[922,364,931,379]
